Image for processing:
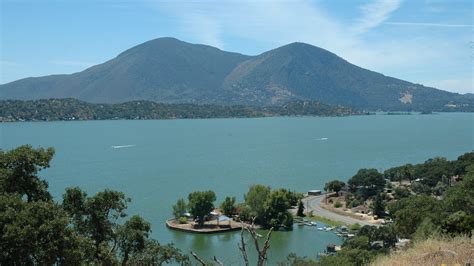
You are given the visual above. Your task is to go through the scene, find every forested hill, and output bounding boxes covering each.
[0,99,359,122]
[1,37,472,111]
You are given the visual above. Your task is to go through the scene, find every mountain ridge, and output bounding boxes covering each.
[1,37,471,111]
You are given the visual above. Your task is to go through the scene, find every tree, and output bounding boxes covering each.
[352,226,397,250]
[128,240,189,265]
[389,195,442,237]
[172,198,187,219]
[262,190,293,229]
[0,194,85,264]
[220,196,236,216]
[63,188,130,263]
[393,187,410,199]
[324,180,345,194]
[410,182,432,195]
[244,185,271,222]
[372,193,385,217]
[117,215,151,265]
[348,169,385,199]
[297,200,305,217]
[0,145,54,202]
[384,164,414,184]
[443,169,474,214]
[62,187,88,233]
[188,190,216,227]
[413,157,453,187]
[441,211,473,237]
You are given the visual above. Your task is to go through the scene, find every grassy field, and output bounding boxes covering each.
[371,236,473,266]
[307,214,345,227]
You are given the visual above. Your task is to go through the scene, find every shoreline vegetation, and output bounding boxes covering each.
[0,98,361,122]
[307,214,344,227]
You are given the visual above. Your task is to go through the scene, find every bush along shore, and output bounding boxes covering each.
[0,98,361,122]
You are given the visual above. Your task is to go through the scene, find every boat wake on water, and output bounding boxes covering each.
[315,137,328,141]
[111,145,136,149]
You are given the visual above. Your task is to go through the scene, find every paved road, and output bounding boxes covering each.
[302,195,375,226]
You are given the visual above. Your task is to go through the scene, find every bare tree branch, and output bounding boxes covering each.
[190,251,207,265]
[213,256,224,266]
[238,225,249,266]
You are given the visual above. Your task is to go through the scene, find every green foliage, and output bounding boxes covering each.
[342,235,370,250]
[348,168,385,199]
[383,164,414,183]
[220,196,236,216]
[307,215,343,227]
[347,199,362,208]
[128,240,190,265]
[410,182,432,195]
[297,200,305,217]
[188,190,216,227]
[276,189,304,206]
[372,193,385,217]
[324,180,345,194]
[358,226,397,249]
[244,184,271,222]
[349,223,362,232]
[282,253,318,265]
[441,211,474,237]
[413,157,453,187]
[393,186,411,199]
[389,195,443,237]
[443,170,474,214]
[334,201,342,208]
[172,198,187,219]
[117,215,151,265]
[236,202,253,222]
[412,218,440,241]
[262,190,294,229]
[287,152,474,265]
[178,217,188,224]
[453,152,474,175]
[0,194,86,264]
[0,145,54,202]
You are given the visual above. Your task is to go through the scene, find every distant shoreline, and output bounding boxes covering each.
[0,98,362,123]
[2,98,471,123]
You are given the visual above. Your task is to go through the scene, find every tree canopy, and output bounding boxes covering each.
[188,190,216,227]
[348,169,385,199]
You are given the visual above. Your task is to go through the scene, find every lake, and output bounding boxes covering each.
[1,113,473,264]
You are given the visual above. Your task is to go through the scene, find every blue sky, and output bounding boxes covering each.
[1,0,472,94]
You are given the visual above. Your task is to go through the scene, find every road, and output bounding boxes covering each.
[302,195,375,226]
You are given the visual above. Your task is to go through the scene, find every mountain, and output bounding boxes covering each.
[0,37,471,111]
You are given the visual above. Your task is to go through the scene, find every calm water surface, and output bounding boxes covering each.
[1,113,473,264]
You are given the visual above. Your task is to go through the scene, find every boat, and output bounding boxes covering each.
[317,227,324,231]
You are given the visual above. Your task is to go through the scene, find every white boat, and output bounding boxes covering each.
[317,227,324,231]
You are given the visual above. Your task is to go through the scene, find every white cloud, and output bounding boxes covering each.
[385,22,472,28]
[351,0,402,35]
